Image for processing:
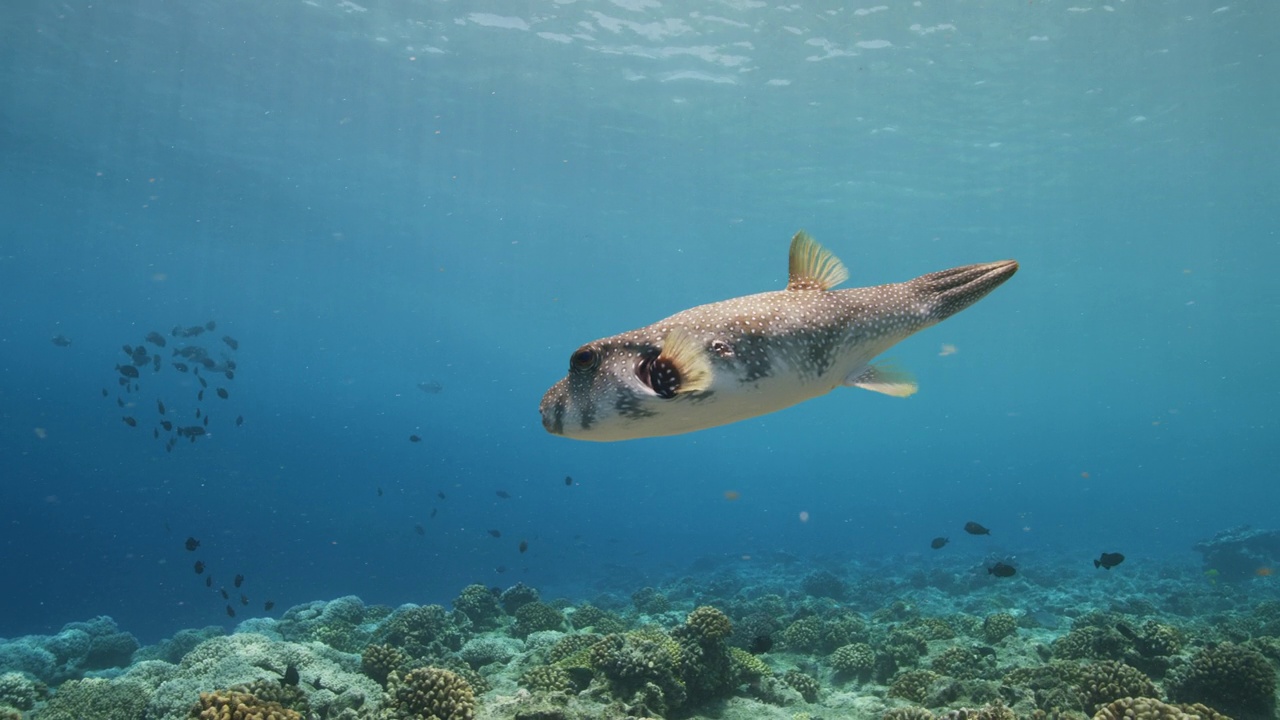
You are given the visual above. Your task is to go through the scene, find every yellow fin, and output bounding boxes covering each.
[787,231,849,291]
[844,363,918,397]
[658,328,713,394]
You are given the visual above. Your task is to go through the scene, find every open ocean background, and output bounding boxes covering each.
[1,0,1277,648]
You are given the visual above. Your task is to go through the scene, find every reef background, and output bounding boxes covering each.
[1,0,1278,717]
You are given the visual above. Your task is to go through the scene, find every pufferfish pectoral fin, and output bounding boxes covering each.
[843,364,918,397]
[646,328,714,398]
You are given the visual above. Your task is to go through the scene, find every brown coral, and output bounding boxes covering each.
[190,690,302,720]
[1093,697,1230,720]
[381,667,477,720]
[685,606,733,641]
[362,643,407,687]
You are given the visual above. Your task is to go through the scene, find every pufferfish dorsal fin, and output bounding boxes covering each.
[787,231,849,291]
[649,328,714,398]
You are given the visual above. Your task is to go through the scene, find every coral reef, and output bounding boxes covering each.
[451,585,503,630]
[830,643,875,679]
[373,604,466,659]
[0,671,45,710]
[511,603,566,639]
[1094,697,1230,720]
[276,596,372,654]
[30,677,148,720]
[361,643,407,687]
[782,669,819,702]
[1074,661,1159,714]
[630,587,670,615]
[498,583,540,615]
[982,613,1018,644]
[1193,525,1280,582]
[567,604,626,634]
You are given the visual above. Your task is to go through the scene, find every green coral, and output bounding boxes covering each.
[1094,697,1230,720]
[589,630,687,715]
[728,647,772,682]
[374,604,465,659]
[512,602,566,639]
[906,617,956,641]
[982,613,1018,644]
[781,616,823,652]
[930,646,987,681]
[889,669,941,704]
[782,669,820,702]
[685,606,733,641]
[1167,642,1275,718]
[568,604,625,634]
[548,633,602,665]
[0,672,45,711]
[518,665,576,694]
[830,643,875,678]
[452,585,502,630]
[1074,661,1159,713]
[31,678,149,720]
[378,667,477,720]
[1051,626,1129,661]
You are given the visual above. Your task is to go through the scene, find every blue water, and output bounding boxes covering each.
[1,0,1277,645]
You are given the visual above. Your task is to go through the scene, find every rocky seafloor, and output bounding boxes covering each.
[3,544,1280,720]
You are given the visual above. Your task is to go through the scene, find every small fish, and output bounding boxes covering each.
[122,416,137,427]
[117,377,129,386]
[198,376,207,388]
[220,587,229,599]
[240,594,249,606]
[206,576,212,587]
[203,415,209,427]
[234,574,244,588]
[225,370,234,380]
[564,475,573,486]
[222,335,239,350]
[519,540,528,554]
[1094,552,1125,570]
[117,364,140,379]
[931,537,949,550]
[540,232,1018,441]
[153,428,159,439]
[102,388,108,397]
[116,398,124,407]
[409,435,421,443]
[495,565,508,573]
[157,399,166,415]
[437,491,446,500]
[205,320,216,331]
[414,523,426,536]
[282,664,299,687]
[236,415,244,427]
[194,561,205,574]
[496,490,511,499]
[200,358,216,369]
[377,487,383,497]
[195,407,202,418]
[173,362,189,372]
[964,522,991,535]
[216,388,228,399]
[183,325,205,337]
[145,331,167,347]
[1115,623,1138,641]
[264,600,275,611]
[748,634,773,654]
[417,381,443,394]
[123,345,134,355]
[152,355,161,371]
[161,421,173,431]
[988,562,1017,578]
[226,605,236,617]
[430,508,438,518]
[487,529,502,538]
[51,335,72,347]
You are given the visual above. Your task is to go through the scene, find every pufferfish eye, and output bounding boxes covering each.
[569,347,600,372]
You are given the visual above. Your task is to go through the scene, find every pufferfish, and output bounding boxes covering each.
[540,232,1017,441]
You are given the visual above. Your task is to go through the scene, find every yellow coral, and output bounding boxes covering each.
[190,690,302,720]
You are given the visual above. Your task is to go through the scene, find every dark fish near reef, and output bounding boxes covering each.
[185,537,200,551]
[417,381,443,394]
[264,600,275,611]
[495,565,507,573]
[205,320,216,331]
[225,370,234,380]
[220,588,229,599]
[122,416,137,427]
[748,635,774,654]
[519,540,528,554]
[236,415,244,427]
[222,335,239,350]
[409,435,421,443]
[414,524,426,535]
[988,562,1017,578]
[540,231,1018,441]
[206,576,212,587]
[123,345,134,355]
[564,476,573,486]
[157,399,166,415]
[117,364,140,379]
[51,335,72,347]
[964,522,991,535]
[173,362,189,372]
[240,594,249,606]
[225,605,236,617]
[487,530,502,538]
[145,331,167,347]
[1094,552,1125,570]
[495,490,511,499]
[234,574,244,588]
[216,388,228,399]
[161,421,173,431]
[198,376,207,388]
[194,561,205,574]
[430,508,438,518]
[931,537,949,549]
[153,428,159,439]
[377,487,383,497]
[437,491,446,500]
[282,664,299,687]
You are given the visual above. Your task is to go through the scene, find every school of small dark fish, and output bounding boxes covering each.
[104,320,241,452]
[928,522,1127,580]
[182,534,273,620]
